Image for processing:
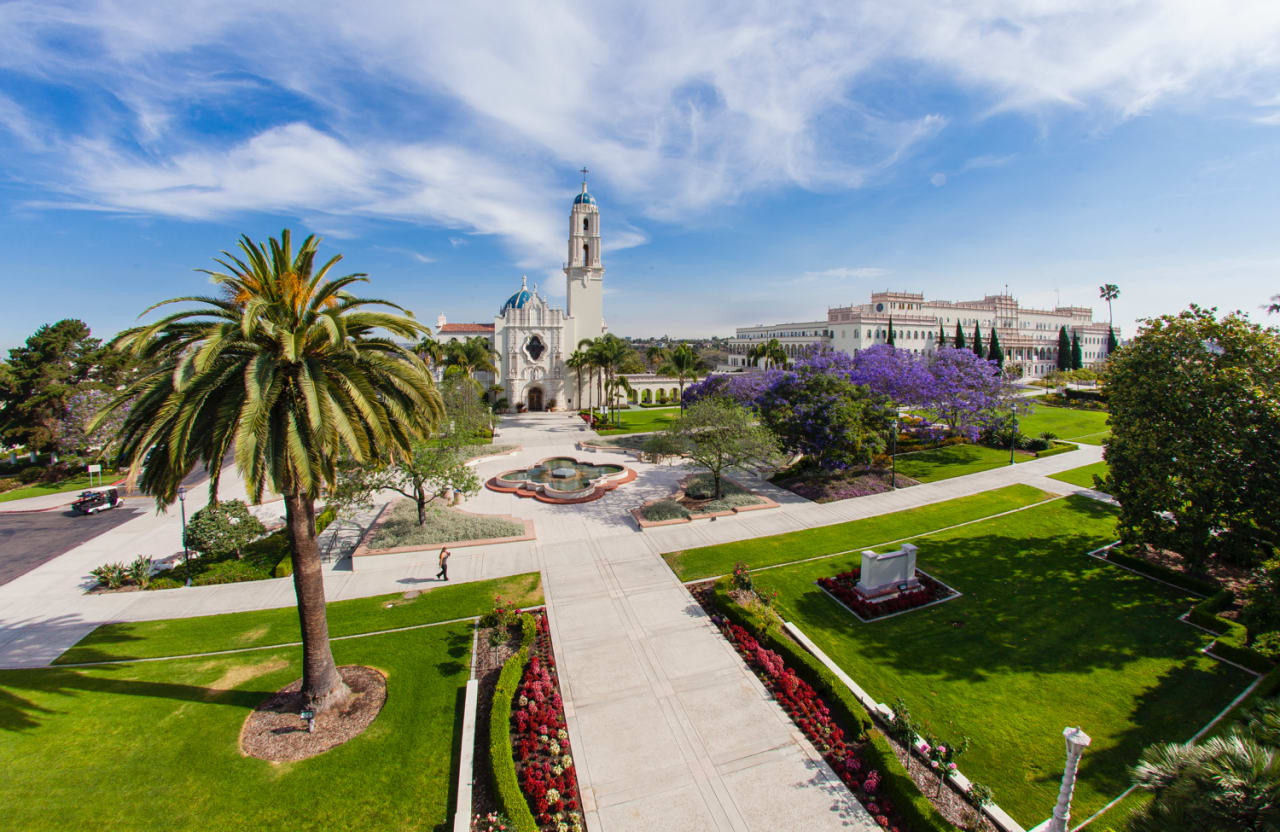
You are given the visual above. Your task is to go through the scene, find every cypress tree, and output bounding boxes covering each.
[887,316,895,347]
[972,322,983,357]
[1106,327,1118,354]
[1071,331,1084,370]
[1057,326,1072,371]
[937,322,947,348]
[955,320,966,350]
[987,327,1004,368]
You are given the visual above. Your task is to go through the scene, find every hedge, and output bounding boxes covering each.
[711,579,956,832]
[1103,546,1220,596]
[489,643,538,832]
[1034,441,1078,459]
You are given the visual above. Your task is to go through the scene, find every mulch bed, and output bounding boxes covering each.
[772,467,919,503]
[240,665,386,762]
[1126,543,1255,614]
[471,623,524,821]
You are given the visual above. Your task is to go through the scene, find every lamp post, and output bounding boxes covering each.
[1009,402,1019,465]
[890,414,899,489]
[177,486,191,587]
[1048,727,1092,832]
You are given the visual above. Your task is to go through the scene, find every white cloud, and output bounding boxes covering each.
[803,267,891,280]
[375,245,436,264]
[448,236,468,248]
[4,0,1280,271]
[930,172,948,187]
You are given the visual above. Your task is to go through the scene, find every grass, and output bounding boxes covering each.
[596,406,681,435]
[663,484,1052,581]
[0,623,471,831]
[751,497,1251,826]
[892,443,1035,482]
[366,501,526,549]
[56,571,542,664]
[0,469,122,503]
[1017,402,1110,445]
[1051,461,1111,491]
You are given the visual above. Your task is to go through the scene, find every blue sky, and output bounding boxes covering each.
[1,1,1279,349]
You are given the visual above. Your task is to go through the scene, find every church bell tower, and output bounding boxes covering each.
[565,168,605,344]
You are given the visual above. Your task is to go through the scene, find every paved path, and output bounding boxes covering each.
[0,413,1108,830]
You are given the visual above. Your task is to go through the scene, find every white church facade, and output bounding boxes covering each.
[435,176,671,412]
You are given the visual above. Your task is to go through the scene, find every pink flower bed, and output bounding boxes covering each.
[511,614,586,831]
[818,568,955,620]
[715,618,905,832]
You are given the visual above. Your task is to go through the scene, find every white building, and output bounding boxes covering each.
[724,290,1117,378]
[435,176,682,411]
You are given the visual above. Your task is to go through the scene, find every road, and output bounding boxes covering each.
[0,503,146,585]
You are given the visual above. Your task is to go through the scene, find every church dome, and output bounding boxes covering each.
[501,276,533,313]
[573,191,596,206]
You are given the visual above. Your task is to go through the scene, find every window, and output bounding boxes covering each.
[524,335,546,361]
[583,217,589,232]
[583,243,589,263]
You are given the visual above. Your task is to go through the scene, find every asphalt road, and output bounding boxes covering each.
[0,503,146,586]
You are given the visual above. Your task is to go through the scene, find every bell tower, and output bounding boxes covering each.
[565,168,605,345]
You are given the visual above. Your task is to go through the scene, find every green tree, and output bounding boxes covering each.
[987,328,1004,368]
[1107,326,1119,355]
[757,365,891,471]
[644,397,781,499]
[937,322,947,348]
[658,342,707,412]
[184,499,267,560]
[645,344,667,372]
[1100,283,1120,328]
[437,376,491,443]
[747,338,787,370]
[443,336,499,387]
[1057,325,1072,371]
[100,229,443,713]
[1103,307,1280,569]
[338,441,480,526]
[971,323,984,357]
[414,334,445,369]
[566,349,589,411]
[1,320,106,451]
[1071,330,1084,369]
[589,333,632,425]
[887,316,896,347]
[954,320,966,350]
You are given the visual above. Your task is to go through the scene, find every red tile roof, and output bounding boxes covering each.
[438,323,495,333]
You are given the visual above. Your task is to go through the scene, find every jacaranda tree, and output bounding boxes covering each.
[99,229,443,713]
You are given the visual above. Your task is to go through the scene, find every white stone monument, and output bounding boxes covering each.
[855,543,920,601]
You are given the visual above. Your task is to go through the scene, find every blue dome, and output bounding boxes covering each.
[574,191,596,205]
[502,288,532,312]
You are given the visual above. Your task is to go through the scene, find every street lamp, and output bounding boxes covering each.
[1009,402,1019,465]
[889,414,899,489]
[177,486,191,587]
[1048,727,1092,832]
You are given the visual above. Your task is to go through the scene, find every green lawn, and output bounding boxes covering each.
[1,623,471,830]
[1050,461,1110,491]
[893,443,1035,482]
[751,497,1250,827]
[596,406,681,435]
[663,484,1052,581]
[1017,403,1110,445]
[0,469,122,503]
[57,571,542,663]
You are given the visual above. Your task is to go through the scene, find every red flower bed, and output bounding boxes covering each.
[818,568,954,620]
[715,618,904,832]
[511,613,586,832]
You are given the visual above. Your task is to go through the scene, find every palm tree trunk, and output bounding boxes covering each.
[284,491,351,713]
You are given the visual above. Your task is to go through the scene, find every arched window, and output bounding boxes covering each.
[583,217,589,232]
[583,243,589,264]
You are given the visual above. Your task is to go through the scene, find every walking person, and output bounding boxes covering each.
[436,547,451,581]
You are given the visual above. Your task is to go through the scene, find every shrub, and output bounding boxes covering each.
[190,558,271,586]
[489,646,538,832]
[241,530,289,574]
[1104,545,1221,596]
[641,500,689,522]
[127,556,154,589]
[1252,632,1280,662]
[683,474,748,501]
[0,477,19,492]
[315,506,337,535]
[700,493,764,512]
[147,575,182,590]
[366,502,524,549]
[90,562,128,589]
[17,466,44,484]
[184,499,267,559]
[273,557,293,578]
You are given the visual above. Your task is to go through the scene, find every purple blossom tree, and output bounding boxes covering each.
[849,344,936,407]
[681,369,785,410]
[924,347,1010,439]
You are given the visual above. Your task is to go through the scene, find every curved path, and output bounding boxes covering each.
[0,412,1105,831]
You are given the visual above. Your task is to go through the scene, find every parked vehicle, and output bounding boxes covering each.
[73,487,122,515]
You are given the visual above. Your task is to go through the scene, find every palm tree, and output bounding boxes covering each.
[590,334,631,426]
[1128,734,1280,831]
[1099,283,1120,329]
[99,230,442,713]
[606,375,634,414]
[576,338,597,415]
[747,338,787,370]
[566,349,588,412]
[658,342,706,412]
[444,336,499,385]
[415,334,445,371]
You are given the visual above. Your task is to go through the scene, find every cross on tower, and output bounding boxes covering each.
[579,166,589,186]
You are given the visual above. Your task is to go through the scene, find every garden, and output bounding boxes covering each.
[635,472,772,524]
[2,572,545,831]
[364,500,529,550]
[666,495,1255,827]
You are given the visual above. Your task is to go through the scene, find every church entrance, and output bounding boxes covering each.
[526,387,544,411]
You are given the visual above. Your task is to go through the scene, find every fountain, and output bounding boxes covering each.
[488,456,634,503]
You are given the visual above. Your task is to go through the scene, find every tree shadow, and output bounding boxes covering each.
[0,612,142,667]
[433,683,468,832]
[0,663,277,732]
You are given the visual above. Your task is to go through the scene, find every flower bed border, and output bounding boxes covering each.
[351,499,536,560]
[632,474,779,529]
[817,569,962,623]
[486,457,637,504]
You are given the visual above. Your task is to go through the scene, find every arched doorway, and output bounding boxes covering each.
[526,387,544,411]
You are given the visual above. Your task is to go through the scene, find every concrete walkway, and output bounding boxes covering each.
[0,414,1109,830]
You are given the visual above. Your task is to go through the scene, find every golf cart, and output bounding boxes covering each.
[73,486,122,515]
